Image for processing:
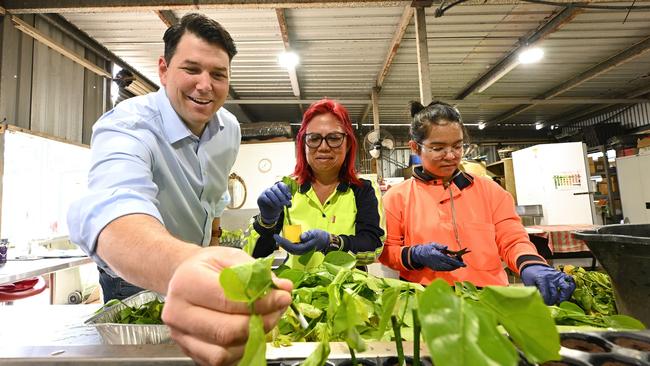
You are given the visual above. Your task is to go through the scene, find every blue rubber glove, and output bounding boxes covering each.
[520,264,576,305]
[257,182,292,224]
[274,229,330,255]
[409,243,466,271]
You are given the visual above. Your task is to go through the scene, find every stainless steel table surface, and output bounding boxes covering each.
[0,304,195,365]
[0,304,423,365]
[0,256,93,285]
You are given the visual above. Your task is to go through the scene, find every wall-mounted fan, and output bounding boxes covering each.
[363,129,399,178]
[364,129,395,159]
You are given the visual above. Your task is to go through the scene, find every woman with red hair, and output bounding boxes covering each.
[252,99,384,265]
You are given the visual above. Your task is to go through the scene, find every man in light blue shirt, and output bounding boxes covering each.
[67,13,291,366]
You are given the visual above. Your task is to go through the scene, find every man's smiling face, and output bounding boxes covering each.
[158,31,230,136]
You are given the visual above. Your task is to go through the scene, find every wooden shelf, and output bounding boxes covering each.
[486,158,517,203]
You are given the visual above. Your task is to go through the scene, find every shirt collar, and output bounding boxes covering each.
[412,165,474,190]
[154,88,224,144]
[299,180,351,194]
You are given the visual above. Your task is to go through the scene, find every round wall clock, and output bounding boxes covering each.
[258,158,272,173]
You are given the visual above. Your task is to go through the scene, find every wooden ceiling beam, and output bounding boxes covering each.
[10,15,112,78]
[276,8,302,99]
[360,5,413,126]
[155,10,179,27]
[455,6,582,100]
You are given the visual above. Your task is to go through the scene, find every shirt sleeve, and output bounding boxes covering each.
[252,211,284,258]
[489,182,547,273]
[214,190,230,218]
[378,189,411,272]
[339,179,385,265]
[66,123,163,273]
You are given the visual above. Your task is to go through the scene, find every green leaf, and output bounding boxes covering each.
[301,335,331,366]
[278,268,306,287]
[324,251,356,269]
[376,286,400,339]
[237,314,266,366]
[281,176,299,195]
[606,315,645,330]
[220,256,274,303]
[479,286,560,364]
[288,251,325,271]
[417,279,509,366]
[466,301,519,366]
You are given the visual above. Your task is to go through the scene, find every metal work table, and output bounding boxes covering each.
[0,256,92,286]
[0,304,421,365]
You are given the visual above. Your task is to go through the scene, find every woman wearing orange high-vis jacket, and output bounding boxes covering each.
[379,100,575,305]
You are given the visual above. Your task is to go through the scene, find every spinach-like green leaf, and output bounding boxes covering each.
[418,279,515,366]
[606,315,645,330]
[288,251,325,271]
[479,286,560,364]
[301,334,331,366]
[277,268,306,287]
[465,300,518,365]
[237,314,266,366]
[323,251,356,274]
[281,176,299,195]
[220,256,274,303]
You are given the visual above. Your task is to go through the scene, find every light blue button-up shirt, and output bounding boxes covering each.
[67,88,240,274]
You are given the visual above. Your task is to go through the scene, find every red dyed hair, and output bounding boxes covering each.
[293,99,361,187]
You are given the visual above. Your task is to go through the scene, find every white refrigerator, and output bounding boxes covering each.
[512,142,597,225]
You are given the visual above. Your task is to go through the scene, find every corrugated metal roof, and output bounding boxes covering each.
[16,0,645,141]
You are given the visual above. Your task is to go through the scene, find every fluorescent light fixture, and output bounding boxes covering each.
[476,61,519,93]
[518,47,544,64]
[278,51,299,69]
[478,122,486,130]
[535,122,544,130]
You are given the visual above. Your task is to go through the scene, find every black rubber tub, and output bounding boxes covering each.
[573,224,650,327]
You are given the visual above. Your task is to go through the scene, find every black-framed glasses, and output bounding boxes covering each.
[305,132,346,149]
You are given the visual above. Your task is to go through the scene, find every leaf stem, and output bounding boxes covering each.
[349,346,358,366]
[391,315,405,366]
[285,206,292,225]
[412,308,421,366]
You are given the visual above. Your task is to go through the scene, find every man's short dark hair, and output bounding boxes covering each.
[163,13,237,64]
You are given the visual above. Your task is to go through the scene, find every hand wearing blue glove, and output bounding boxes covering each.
[520,264,576,305]
[257,182,292,224]
[274,229,330,255]
[409,243,466,271]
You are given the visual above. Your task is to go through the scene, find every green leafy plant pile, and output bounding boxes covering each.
[220,228,245,248]
[549,265,644,329]
[100,298,165,325]
[220,252,572,366]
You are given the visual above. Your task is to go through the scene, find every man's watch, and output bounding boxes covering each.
[328,234,342,252]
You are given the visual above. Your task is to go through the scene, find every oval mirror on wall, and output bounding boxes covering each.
[227,172,247,209]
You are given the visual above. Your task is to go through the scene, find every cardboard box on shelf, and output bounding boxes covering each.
[588,159,596,175]
[594,156,605,172]
[610,176,618,192]
[597,181,608,195]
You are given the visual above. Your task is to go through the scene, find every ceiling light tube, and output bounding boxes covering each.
[278,51,299,69]
[518,47,544,64]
